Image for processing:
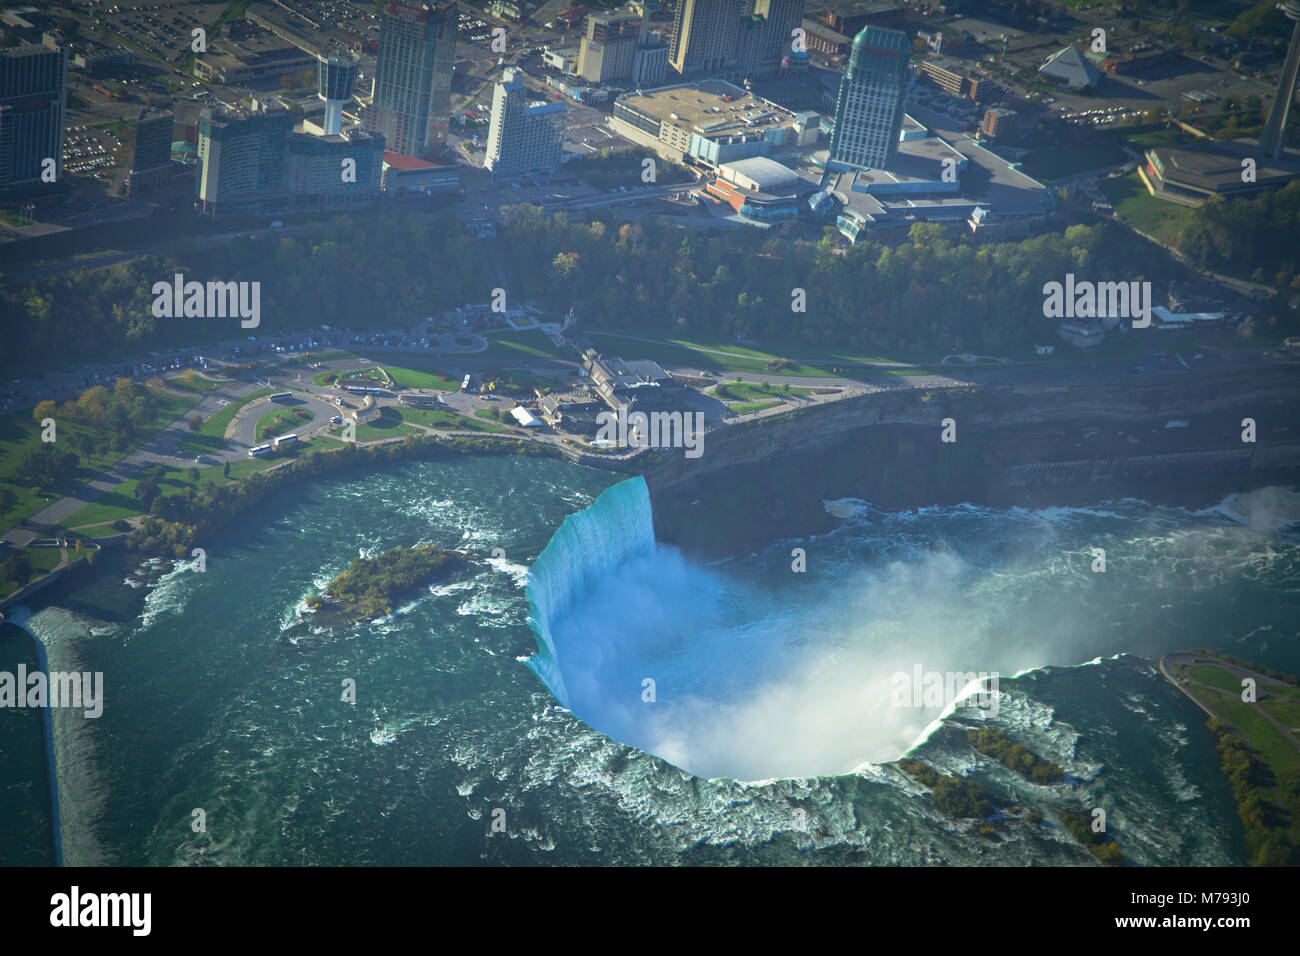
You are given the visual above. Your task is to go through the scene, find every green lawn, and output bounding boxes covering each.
[1099,171,1197,244]
[587,331,838,378]
[322,367,387,386]
[1020,141,1129,181]
[0,545,66,599]
[383,366,460,391]
[1121,127,1196,151]
[57,454,286,528]
[0,387,201,536]
[715,381,811,402]
[489,369,558,391]
[333,407,418,442]
[476,330,563,359]
[1262,694,1300,729]
[70,520,129,538]
[728,400,781,415]
[176,387,273,456]
[166,372,227,394]
[255,406,314,442]
[1190,664,1249,696]
[587,326,958,375]
[1194,688,1300,777]
[397,406,510,433]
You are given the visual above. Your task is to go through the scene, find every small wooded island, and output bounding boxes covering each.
[307,544,470,620]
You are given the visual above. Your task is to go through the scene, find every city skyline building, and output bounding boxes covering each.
[828,25,910,170]
[751,0,807,75]
[485,68,565,181]
[365,0,458,157]
[196,106,294,215]
[129,107,174,195]
[0,36,66,194]
[670,0,747,77]
[578,10,645,84]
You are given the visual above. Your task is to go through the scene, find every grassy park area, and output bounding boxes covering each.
[0,385,201,537]
[383,366,459,391]
[255,406,314,442]
[1099,171,1197,244]
[176,387,273,457]
[398,407,510,433]
[477,330,562,359]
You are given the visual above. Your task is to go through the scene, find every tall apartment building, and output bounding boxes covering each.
[828,25,909,170]
[632,42,669,88]
[364,0,457,157]
[750,0,807,74]
[578,11,645,84]
[485,68,565,181]
[287,129,385,209]
[196,107,294,215]
[129,107,174,195]
[669,0,747,77]
[0,36,66,194]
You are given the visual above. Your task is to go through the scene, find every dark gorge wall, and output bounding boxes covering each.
[641,369,1300,559]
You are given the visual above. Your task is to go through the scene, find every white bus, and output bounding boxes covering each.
[270,391,292,402]
[248,444,272,457]
[461,374,473,392]
[272,434,299,449]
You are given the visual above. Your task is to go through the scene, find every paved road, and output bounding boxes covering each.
[2,378,262,546]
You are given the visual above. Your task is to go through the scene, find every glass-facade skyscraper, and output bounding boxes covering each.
[0,38,67,194]
[364,0,458,158]
[828,26,910,171]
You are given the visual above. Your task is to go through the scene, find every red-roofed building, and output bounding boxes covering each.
[381,151,461,194]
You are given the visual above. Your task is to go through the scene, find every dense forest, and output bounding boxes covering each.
[1206,716,1300,866]
[499,208,1196,352]
[1170,180,1300,291]
[4,189,1297,379]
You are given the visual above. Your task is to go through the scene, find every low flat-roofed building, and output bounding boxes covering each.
[828,105,1051,241]
[610,79,801,166]
[194,28,315,86]
[347,397,382,423]
[808,1,904,35]
[72,46,135,72]
[543,47,580,74]
[718,155,800,191]
[1058,320,1105,349]
[381,151,461,194]
[800,18,852,57]
[1143,140,1300,205]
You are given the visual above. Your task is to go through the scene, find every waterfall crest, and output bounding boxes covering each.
[525,477,656,707]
